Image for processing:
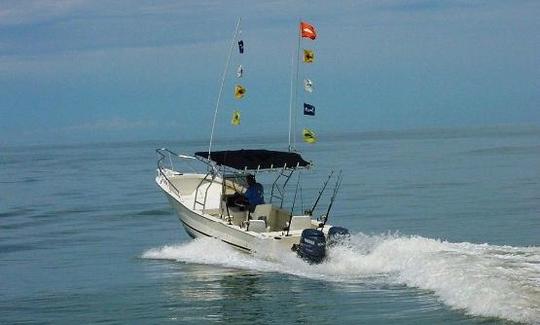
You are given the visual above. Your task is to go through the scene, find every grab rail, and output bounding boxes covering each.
[157,148,224,214]
[156,148,183,196]
[156,148,219,205]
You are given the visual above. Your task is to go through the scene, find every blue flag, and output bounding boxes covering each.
[303,103,315,116]
[238,40,244,54]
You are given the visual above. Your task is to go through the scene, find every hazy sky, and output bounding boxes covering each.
[1,0,539,145]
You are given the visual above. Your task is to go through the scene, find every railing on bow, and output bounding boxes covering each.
[155,148,218,211]
[156,148,184,196]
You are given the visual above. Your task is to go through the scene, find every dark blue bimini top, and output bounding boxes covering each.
[195,149,310,170]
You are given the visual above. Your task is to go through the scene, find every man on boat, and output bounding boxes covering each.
[228,174,264,211]
[244,174,264,206]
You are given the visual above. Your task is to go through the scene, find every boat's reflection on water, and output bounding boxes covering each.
[155,263,332,323]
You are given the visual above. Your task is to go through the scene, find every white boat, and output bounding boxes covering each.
[155,20,349,263]
[155,148,349,263]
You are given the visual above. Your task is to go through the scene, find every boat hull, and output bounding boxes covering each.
[163,190,254,252]
[158,178,301,257]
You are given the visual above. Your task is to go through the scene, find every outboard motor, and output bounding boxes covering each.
[327,226,350,246]
[293,229,327,264]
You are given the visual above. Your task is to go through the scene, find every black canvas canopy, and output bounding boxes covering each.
[195,149,311,170]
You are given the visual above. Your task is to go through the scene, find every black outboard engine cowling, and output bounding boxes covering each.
[294,229,326,264]
[327,226,350,246]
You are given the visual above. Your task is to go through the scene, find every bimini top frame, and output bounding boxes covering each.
[157,148,310,213]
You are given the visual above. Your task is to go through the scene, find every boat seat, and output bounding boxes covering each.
[251,204,273,220]
[267,207,292,232]
[248,219,267,233]
[221,199,247,226]
[289,216,312,231]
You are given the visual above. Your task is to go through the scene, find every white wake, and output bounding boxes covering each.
[142,233,540,324]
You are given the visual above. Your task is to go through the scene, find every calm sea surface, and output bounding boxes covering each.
[1,126,539,324]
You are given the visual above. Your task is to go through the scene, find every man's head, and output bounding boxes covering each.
[246,174,256,186]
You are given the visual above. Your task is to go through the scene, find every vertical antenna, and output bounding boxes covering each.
[208,18,242,158]
[288,42,295,151]
[288,20,302,152]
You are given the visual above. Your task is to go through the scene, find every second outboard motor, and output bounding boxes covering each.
[293,229,326,264]
[327,226,350,246]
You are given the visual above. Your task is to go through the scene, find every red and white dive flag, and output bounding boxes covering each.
[300,21,317,40]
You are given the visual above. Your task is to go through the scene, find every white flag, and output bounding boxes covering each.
[304,79,313,92]
[237,65,243,78]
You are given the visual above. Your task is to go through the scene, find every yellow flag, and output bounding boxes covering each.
[303,128,317,143]
[234,84,246,99]
[303,49,314,63]
[231,110,241,126]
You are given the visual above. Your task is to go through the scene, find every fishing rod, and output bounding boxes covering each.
[286,172,301,236]
[305,170,334,216]
[321,170,343,228]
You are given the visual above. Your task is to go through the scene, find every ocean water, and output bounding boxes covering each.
[1,126,539,324]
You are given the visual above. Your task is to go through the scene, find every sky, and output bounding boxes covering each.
[0,0,539,146]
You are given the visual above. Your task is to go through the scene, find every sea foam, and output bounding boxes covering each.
[142,233,540,323]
